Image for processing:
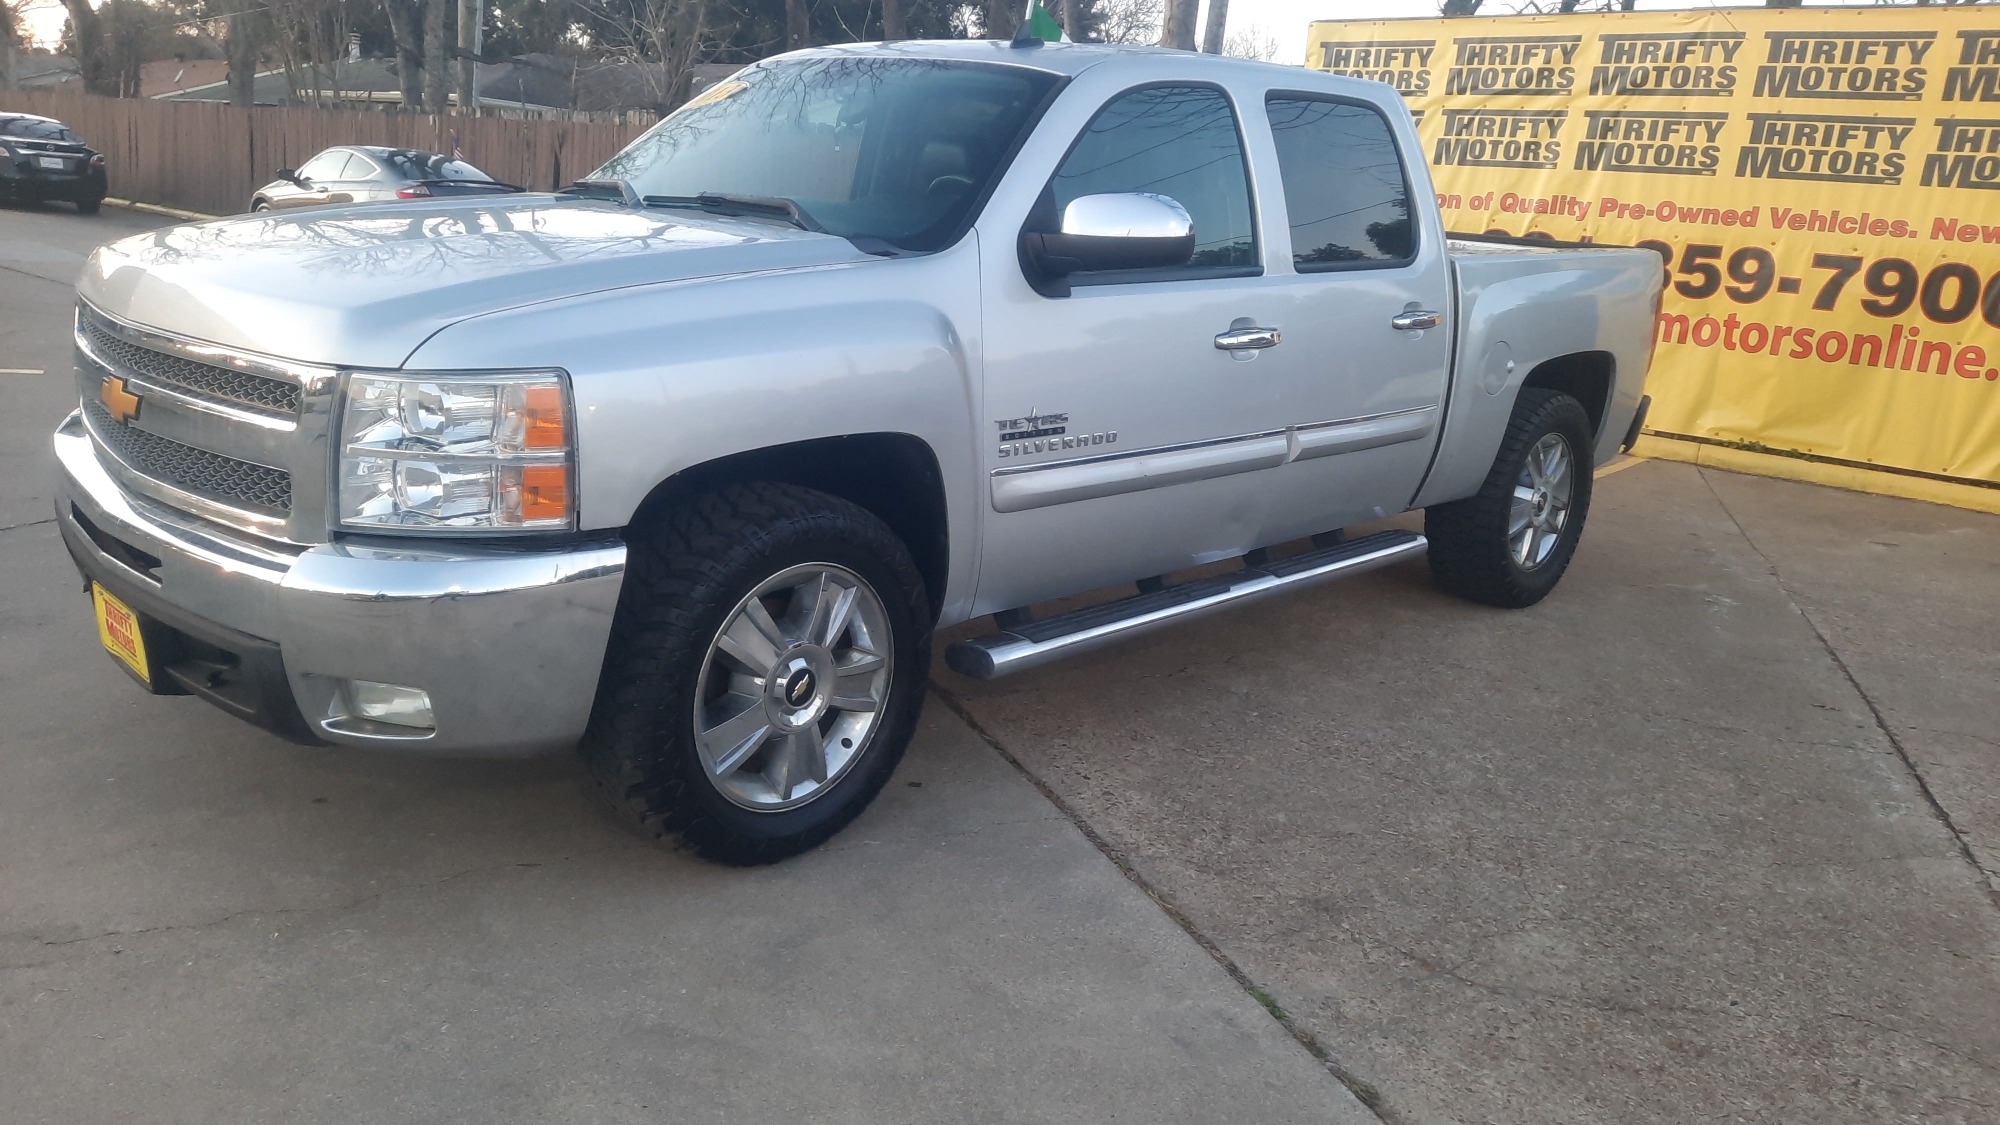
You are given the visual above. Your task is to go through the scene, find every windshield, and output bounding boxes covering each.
[589,56,1060,252]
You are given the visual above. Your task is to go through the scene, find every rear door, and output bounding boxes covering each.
[1244,90,1453,542]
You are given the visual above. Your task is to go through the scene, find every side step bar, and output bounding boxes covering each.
[945,530,1428,680]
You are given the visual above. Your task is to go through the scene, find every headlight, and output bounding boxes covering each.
[338,371,575,532]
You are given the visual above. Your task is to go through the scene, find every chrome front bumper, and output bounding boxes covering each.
[53,412,627,756]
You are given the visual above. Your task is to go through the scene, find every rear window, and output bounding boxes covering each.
[1265,95,1415,270]
[381,151,493,182]
[0,116,80,143]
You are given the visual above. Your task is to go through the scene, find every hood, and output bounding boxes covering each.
[78,195,873,368]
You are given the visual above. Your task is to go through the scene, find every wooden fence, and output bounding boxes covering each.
[4,91,649,216]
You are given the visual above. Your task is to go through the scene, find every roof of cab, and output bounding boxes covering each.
[779,39,1339,85]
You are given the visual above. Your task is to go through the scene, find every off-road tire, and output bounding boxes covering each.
[580,482,931,865]
[1425,388,1594,609]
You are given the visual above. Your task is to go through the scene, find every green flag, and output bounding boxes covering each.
[1026,0,1069,42]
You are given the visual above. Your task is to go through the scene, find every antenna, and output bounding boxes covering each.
[1010,0,1044,48]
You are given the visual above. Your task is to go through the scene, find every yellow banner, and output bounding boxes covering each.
[1309,8,2000,488]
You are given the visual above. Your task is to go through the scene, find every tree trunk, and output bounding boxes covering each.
[1158,0,1196,51]
[59,0,116,95]
[1440,0,1482,15]
[423,0,447,112]
[457,0,477,112]
[882,0,904,41]
[384,0,424,110]
[1200,0,1227,53]
[984,0,1017,40]
[109,0,142,97]
[786,0,810,50]
[226,5,258,106]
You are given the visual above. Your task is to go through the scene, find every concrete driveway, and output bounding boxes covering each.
[1,205,1368,1124]
[5,200,1998,1124]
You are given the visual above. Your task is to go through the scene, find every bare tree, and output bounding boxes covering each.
[1222,25,1277,62]
[58,0,116,94]
[1158,0,1194,49]
[225,0,261,105]
[787,0,809,47]
[580,0,718,113]
[424,0,447,109]
[1094,0,1162,44]
[382,0,424,109]
[982,0,1018,38]
[1199,0,1225,53]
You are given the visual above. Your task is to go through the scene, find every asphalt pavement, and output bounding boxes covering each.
[5,200,1999,1125]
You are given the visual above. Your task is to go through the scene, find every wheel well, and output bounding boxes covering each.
[1520,352,1613,438]
[628,434,950,620]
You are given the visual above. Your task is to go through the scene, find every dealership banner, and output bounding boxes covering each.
[1308,7,2000,488]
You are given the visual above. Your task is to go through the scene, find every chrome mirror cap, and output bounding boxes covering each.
[1060,193,1194,241]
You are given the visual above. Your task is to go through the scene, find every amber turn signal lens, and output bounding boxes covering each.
[522,386,567,450]
[517,465,569,522]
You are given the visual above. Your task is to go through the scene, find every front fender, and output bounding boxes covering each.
[403,245,983,617]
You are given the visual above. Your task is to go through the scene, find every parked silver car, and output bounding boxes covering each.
[248,146,519,212]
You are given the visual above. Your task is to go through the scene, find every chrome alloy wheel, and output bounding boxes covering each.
[1510,432,1575,570]
[693,563,893,812]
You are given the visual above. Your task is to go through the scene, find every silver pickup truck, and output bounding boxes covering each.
[53,42,1659,863]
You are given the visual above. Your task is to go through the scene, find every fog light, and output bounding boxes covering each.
[342,679,435,730]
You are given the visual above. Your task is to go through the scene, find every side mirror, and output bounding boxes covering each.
[1026,193,1196,278]
[276,167,303,186]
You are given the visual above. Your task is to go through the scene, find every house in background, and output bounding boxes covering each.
[1,50,78,90]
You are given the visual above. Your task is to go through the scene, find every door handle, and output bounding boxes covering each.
[1215,326,1281,351]
[1391,310,1442,331]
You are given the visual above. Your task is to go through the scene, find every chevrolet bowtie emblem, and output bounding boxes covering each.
[100,377,142,425]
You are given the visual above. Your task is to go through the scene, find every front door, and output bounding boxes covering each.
[974,82,1292,614]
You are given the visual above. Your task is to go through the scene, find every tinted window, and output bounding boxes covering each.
[1050,85,1256,272]
[296,150,349,181]
[381,150,493,182]
[595,57,1060,253]
[1266,96,1414,270]
[0,116,79,142]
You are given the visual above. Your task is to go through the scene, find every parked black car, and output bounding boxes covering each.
[0,113,107,214]
[250,146,521,212]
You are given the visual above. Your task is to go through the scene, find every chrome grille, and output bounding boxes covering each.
[83,397,293,514]
[81,315,302,417]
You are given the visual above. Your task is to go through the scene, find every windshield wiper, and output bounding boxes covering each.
[643,192,825,233]
[563,178,642,207]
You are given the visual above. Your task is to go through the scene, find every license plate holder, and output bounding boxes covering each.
[37,155,65,170]
[92,582,153,684]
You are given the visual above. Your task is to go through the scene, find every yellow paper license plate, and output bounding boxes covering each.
[92,583,151,682]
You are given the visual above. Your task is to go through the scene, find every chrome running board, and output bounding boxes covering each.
[945,530,1428,679]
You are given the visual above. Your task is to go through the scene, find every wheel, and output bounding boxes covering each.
[252,201,271,212]
[1425,388,1594,608]
[581,482,931,864]
[75,196,102,215]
